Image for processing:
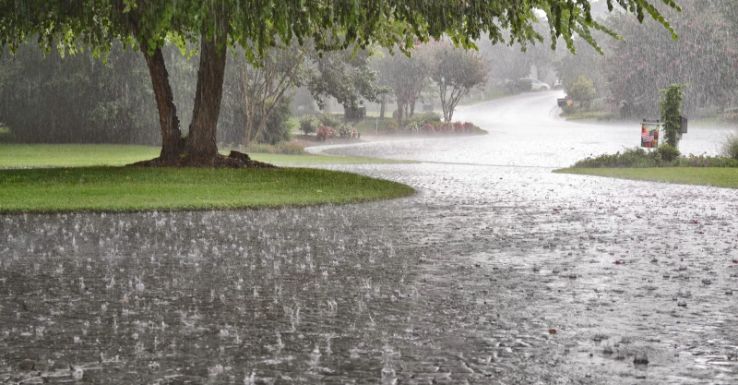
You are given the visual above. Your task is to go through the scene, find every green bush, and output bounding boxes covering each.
[299,116,318,135]
[405,112,441,127]
[723,133,738,160]
[573,146,738,168]
[318,114,340,128]
[568,75,596,107]
[656,144,680,162]
[256,99,292,145]
[383,119,399,133]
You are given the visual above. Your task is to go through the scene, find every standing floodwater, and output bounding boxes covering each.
[2,92,738,384]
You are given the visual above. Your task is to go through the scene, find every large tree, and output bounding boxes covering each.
[0,0,679,166]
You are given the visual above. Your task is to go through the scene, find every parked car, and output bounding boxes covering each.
[507,78,551,92]
[524,78,551,91]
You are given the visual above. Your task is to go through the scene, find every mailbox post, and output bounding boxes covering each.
[680,116,688,134]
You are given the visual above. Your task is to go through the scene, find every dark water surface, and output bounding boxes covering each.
[2,93,738,384]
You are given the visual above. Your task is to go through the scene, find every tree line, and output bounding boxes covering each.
[556,0,738,119]
[0,0,678,166]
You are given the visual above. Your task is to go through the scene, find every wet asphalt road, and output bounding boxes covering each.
[2,92,738,384]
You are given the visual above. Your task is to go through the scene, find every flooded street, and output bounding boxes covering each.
[3,92,738,384]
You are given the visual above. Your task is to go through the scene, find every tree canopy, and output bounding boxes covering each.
[1,1,679,55]
[0,0,680,166]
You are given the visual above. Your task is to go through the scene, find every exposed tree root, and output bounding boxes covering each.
[129,150,276,169]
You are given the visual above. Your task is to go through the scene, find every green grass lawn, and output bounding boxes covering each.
[0,167,414,213]
[556,167,738,189]
[0,144,413,213]
[0,144,398,169]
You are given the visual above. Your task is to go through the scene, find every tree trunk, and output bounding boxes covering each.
[141,47,182,163]
[187,32,228,164]
[396,100,404,126]
[379,95,386,119]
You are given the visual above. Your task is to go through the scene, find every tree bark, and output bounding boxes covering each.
[187,31,228,164]
[141,47,183,162]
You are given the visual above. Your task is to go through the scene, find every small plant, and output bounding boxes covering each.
[723,133,738,160]
[656,144,680,162]
[299,116,318,135]
[337,124,359,139]
[338,124,352,138]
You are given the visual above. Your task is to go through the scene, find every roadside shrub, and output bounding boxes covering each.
[406,112,441,127]
[418,121,484,135]
[334,124,359,139]
[299,116,318,135]
[573,147,658,168]
[316,125,336,141]
[656,144,680,162]
[572,146,738,168]
[384,119,399,133]
[722,133,738,160]
[675,153,738,167]
[568,75,596,108]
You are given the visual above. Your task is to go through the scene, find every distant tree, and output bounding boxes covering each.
[231,43,308,146]
[307,47,379,120]
[0,42,158,144]
[555,38,607,100]
[604,2,737,118]
[431,44,488,122]
[480,23,558,85]
[0,0,679,166]
[377,47,431,125]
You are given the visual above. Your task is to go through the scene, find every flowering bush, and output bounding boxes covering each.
[418,121,483,134]
[316,125,336,141]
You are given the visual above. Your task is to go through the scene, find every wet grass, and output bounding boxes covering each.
[0,167,415,213]
[0,144,399,169]
[556,167,738,189]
